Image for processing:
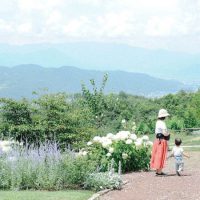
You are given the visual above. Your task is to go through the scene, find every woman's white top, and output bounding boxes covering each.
[155,120,169,136]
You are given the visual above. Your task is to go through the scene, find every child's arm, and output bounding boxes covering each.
[183,152,190,158]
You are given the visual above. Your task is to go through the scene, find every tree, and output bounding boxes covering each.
[0,98,33,141]
[81,74,108,128]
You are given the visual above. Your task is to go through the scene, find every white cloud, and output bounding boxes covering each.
[145,16,176,37]
[17,23,32,33]
[46,10,62,25]
[63,19,82,36]
[18,0,64,12]
[0,0,200,52]
[97,12,134,37]
[0,19,13,32]
[18,0,45,11]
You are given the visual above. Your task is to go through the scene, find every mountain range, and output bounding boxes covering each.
[0,42,200,84]
[0,65,189,99]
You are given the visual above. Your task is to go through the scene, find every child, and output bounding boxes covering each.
[168,138,190,176]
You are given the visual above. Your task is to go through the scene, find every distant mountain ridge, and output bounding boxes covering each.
[0,42,200,84]
[0,65,188,99]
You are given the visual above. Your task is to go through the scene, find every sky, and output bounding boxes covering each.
[0,0,200,53]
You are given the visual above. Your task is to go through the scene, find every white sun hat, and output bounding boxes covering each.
[158,109,170,118]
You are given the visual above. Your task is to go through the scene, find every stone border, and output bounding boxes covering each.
[88,180,129,200]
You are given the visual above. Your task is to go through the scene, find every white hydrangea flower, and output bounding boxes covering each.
[1,146,11,153]
[125,139,133,144]
[0,140,12,146]
[106,133,114,140]
[142,135,149,141]
[0,140,20,153]
[87,141,93,146]
[106,153,112,157]
[112,134,120,141]
[121,119,126,124]
[101,137,112,148]
[134,138,143,147]
[122,153,128,159]
[116,131,130,141]
[93,136,102,143]
[130,134,137,140]
[109,147,114,153]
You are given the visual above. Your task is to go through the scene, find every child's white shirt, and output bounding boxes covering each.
[172,146,184,157]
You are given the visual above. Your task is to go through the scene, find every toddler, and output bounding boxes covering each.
[168,138,189,176]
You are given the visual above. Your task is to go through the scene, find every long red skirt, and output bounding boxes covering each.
[150,139,168,170]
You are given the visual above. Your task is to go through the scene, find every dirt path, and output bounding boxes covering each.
[100,152,200,200]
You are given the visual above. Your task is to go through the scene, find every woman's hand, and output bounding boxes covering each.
[162,130,170,136]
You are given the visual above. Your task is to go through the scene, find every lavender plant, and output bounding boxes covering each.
[0,141,96,190]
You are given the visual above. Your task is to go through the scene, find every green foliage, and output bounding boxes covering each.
[60,155,97,187]
[0,98,32,140]
[0,76,200,149]
[167,116,185,130]
[0,93,95,148]
[84,172,122,191]
[86,132,151,173]
[81,74,108,128]
[111,141,150,172]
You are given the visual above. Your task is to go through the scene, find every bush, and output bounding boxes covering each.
[84,172,122,191]
[85,131,152,173]
[60,155,97,187]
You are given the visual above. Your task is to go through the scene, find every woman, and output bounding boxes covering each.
[150,109,170,175]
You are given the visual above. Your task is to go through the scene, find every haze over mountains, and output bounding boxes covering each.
[0,65,189,99]
[0,42,199,98]
[0,42,200,84]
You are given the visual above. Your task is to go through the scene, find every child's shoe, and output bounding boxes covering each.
[176,170,181,176]
[177,168,182,176]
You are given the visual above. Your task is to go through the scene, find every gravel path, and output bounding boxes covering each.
[100,152,200,200]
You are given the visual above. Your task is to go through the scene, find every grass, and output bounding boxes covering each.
[148,132,200,151]
[0,190,94,200]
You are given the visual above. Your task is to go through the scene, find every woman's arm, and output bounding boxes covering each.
[162,129,170,136]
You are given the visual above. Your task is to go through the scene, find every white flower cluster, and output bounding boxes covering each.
[0,140,23,153]
[79,131,153,158]
[87,131,153,149]
[122,153,128,159]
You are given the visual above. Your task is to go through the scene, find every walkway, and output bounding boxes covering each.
[100,152,200,200]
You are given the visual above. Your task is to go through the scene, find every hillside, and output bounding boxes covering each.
[0,65,188,98]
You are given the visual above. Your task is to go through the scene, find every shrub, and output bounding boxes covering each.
[84,172,122,191]
[85,131,152,173]
[60,154,97,187]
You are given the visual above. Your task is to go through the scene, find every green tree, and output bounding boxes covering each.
[81,74,108,128]
[0,98,33,141]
